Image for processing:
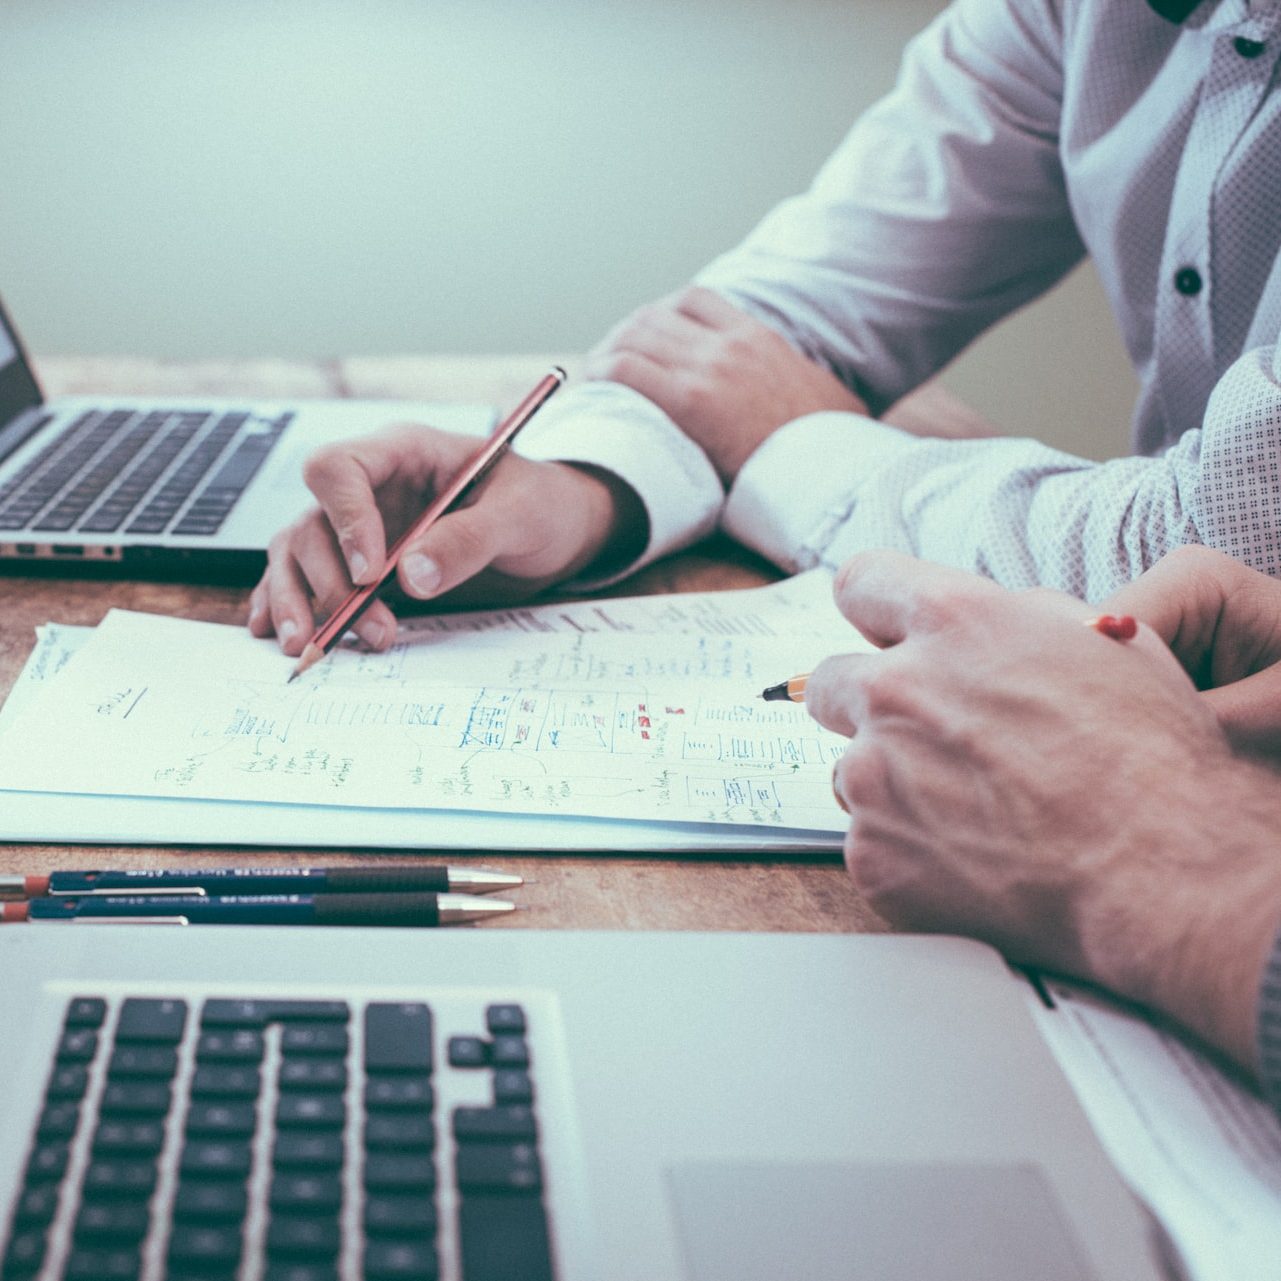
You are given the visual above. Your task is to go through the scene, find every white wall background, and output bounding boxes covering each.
[0,0,1137,460]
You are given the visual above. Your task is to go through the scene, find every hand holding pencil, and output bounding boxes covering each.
[249,369,646,661]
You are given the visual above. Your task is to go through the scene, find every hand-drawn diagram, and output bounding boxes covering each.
[0,607,859,834]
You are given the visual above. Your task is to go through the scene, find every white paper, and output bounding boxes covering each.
[0,610,851,831]
[1029,980,1281,1281]
[0,574,858,851]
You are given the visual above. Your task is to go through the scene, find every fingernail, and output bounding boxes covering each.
[348,549,370,582]
[403,553,442,597]
[279,619,298,644]
[364,619,390,649]
[248,601,264,625]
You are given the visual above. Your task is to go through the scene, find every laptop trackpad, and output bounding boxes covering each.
[667,1161,1097,1281]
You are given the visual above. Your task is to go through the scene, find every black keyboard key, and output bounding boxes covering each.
[191,1065,260,1098]
[266,1000,349,1023]
[93,1119,165,1157]
[365,1003,433,1073]
[458,1196,553,1281]
[173,1182,248,1223]
[455,1143,541,1194]
[266,1215,341,1258]
[485,1004,526,1035]
[13,1185,60,1226]
[73,1200,150,1244]
[364,1153,437,1193]
[63,1246,142,1280]
[265,1265,339,1281]
[108,1045,178,1079]
[65,998,107,1028]
[201,998,349,1028]
[180,1140,254,1179]
[281,1024,348,1056]
[365,1114,434,1152]
[447,1037,488,1069]
[45,1063,89,1099]
[99,1080,172,1116]
[82,1159,157,1199]
[364,1194,437,1238]
[185,1100,257,1137]
[201,999,270,1027]
[493,1071,534,1106]
[272,1133,343,1170]
[197,1029,265,1062]
[489,1036,530,1068]
[167,1223,244,1270]
[37,1100,80,1138]
[57,1028,98,1062]
[269,1172,343,1213]
[276,1094,345,1129]
[280,1059,347,1092]
[116,997,187,1044]
[25,1143,70,1182]
[2,1227,47,1278]
[366,1075,433,1111]
[364,1238,439,1279]
[453,1106,536,1143]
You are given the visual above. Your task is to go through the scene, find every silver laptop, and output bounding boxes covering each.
[0,927,1170,1280]
[0,297,493,579]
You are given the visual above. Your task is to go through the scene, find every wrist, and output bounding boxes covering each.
[1083,758,1281,1073]
[554,463,648,581]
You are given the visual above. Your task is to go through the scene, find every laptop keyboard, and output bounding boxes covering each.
[0,407,293,537]
[1,993,556,1281]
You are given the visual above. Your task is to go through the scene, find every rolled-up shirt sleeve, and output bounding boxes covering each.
[1258,927,1281,1118]
[723,346,1281,600]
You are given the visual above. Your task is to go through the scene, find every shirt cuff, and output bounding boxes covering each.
[1257,925,1281,1116]
[515,381,724,588]
[723,412,915,571]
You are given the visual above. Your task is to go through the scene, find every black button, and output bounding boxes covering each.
[1174,266,1202,295]
[452,1106,537,1143]
[364,1193,437,1238]
[116,998,188,1045]
[266,1215,342,1258]
[185,1100,258,1137]
[82,1159,157,1199]
[455,1142,541,1194]
[279,1059,347,1092]
[364,1153,437,1192]
[269,1172,343,1213]
[446,1037,488,1069]
[485,1004,526,1036]
[281,1024,348,1057]
[172,1181,249,1223]
[190,1065,261,1099]
[365,1113,435,1152]
[99,1081,171,1117]
[364,1237,438,1279]
[1234,36,1266,58]
[365,1076,433,1111]
[108,1045,178,1080]
[365,1003,433,1074]
[65,998,107,1029]
[272,1132,344,1170]
[458,1195,552,1281]
[493,1071,534,1106]
[276,1094,345,1130]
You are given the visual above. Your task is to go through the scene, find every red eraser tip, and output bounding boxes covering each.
[1,902,31,923]
[25,875,49,897]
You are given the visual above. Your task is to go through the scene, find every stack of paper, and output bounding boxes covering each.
[0,571,865,852]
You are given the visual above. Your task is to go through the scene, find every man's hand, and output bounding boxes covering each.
[1101,545,1281,756]
[805,550,1281,1074]
[247,424,642,655]
[583,286,868,484]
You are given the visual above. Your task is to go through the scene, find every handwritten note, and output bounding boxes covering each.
[0,607,861,833]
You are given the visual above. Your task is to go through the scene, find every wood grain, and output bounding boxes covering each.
[0,354,978,937]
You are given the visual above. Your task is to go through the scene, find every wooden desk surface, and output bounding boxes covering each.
[0,356,987,935]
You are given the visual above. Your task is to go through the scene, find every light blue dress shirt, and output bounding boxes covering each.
[520,0,1281,601]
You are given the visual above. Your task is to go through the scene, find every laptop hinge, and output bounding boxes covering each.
[0,405,51,469]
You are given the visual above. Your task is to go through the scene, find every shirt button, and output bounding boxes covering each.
[1174,266,1203,296]
[1234,36,1266,58]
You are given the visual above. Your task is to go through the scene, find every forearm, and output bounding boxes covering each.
[724,414,1203,598]
[694,0,1080,412]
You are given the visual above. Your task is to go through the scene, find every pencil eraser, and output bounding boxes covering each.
[1,902,30,923]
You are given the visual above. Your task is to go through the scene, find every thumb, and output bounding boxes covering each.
[396,504,504,601]
[1203,666,1281,757]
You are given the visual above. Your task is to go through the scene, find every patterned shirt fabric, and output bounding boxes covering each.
[518,0,1281,1108]
[519,0,1281,602]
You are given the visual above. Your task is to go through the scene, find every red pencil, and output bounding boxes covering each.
[288,366,567,683]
